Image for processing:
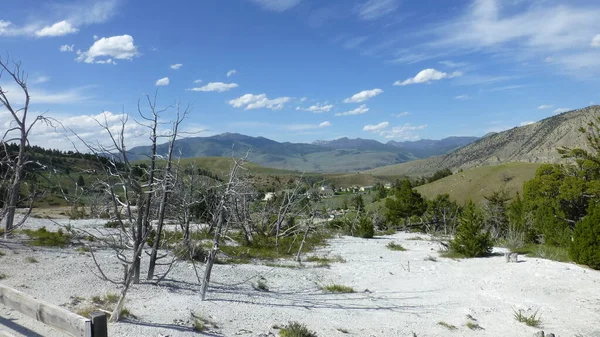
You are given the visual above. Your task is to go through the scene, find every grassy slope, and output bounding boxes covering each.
[176,157,297,175]
[415,162,542,204]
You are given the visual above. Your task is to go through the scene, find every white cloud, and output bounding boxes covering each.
[592,34,600,48]
[520,121,535,126]
[537,104,553,109]
[335,104,369,116]
[343,88,383,103]
[380,123,427,139]
[356,0,399,20]
[455,95,469,100]
[31,76,50,84]
[287,121,331,131]
[1,2,117,38]
[553,108,571,114]
[395,112,410,117]
[76,35,140,64]
[155,77,170,86]
[300,97,308,102]
[433,0,600,75]
[189,82,238,92]
[35,20,78,37]
[227,69,237,77]
[228,94,291,110]
[250,0,301,12]
[439,60,467,68]
[93,35,99,40]
[170,63,183,70]
[1,83,91,105]
[59,44,75,52]
[394,68,462,86]
[363,121,389,132]
[11,110,155,151]
[296,103,334,113]
[194,79,202,84]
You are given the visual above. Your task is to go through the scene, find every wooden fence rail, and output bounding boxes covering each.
[0,284,107,337]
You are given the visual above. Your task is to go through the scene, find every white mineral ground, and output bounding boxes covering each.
[1,217,599,336]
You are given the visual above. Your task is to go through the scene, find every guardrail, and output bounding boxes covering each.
[0,284,107,337]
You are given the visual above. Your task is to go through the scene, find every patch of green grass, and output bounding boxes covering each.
[423,255,437,262]
[25,256,38,263]
[190,312,217,332]
[512,244,571,263]
[322,284,355,293]
[0,273,7,280]
[120,307,134,319]
[439,249,466,259]
[255,278,269,292]
[466,321,483,330]
[76,305,96,318]
[20,227,72,247]
[386,242,406,251]
[220,230,332,263]
[513,309,542,327]
[336,328,349,333]
[380,228,396,236]
[279,321,318,337]
[76,247,90,253]
[437,321,458,331]
[0,250,5,256]
[264,262,300,269]
[305,255,346,264]
[104,220,121,228]
[407,236,426,241]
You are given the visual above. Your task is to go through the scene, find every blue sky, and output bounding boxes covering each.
[1,0,600,150]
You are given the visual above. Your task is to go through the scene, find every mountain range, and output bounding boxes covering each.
[127,133,477,173]
[366,106,599,177]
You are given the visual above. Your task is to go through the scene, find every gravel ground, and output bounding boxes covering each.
[1,218,600,337]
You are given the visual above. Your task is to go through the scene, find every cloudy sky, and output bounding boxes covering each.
[1,0,600,150]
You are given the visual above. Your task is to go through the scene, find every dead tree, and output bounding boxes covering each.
[0,56,48,236]
[147,102,188,279]
[201,156,246,300]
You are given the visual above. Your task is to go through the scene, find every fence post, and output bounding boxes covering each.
[90,312,108,337]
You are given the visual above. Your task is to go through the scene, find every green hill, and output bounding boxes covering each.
[415,162,542,204]
[365,106,598,178]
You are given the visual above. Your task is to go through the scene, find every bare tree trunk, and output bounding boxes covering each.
[201,211,223,300]
[147,103,186,279]
[0,58,43,237]
[200,157,243,300]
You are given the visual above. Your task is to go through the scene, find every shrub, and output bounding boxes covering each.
[25,257,38,263]
[66,205,87,220]
[173,241,207,262]
[355,216,374,238]
[437,321,457,331]
[279,322,317,337]
[322,284,354,293]
[450,201,492,257]
[569,203,600,270]
[513,309,542,327]
[104,220,121,228]
[386,242,406,251]
[21,227,72,247]
[255,278,269,292]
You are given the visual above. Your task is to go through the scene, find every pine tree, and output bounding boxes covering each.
[569,203,600,270]
[450,200,492,257]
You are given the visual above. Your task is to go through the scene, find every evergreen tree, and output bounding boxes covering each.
[569,203,600,270]
[450,201,492,257]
